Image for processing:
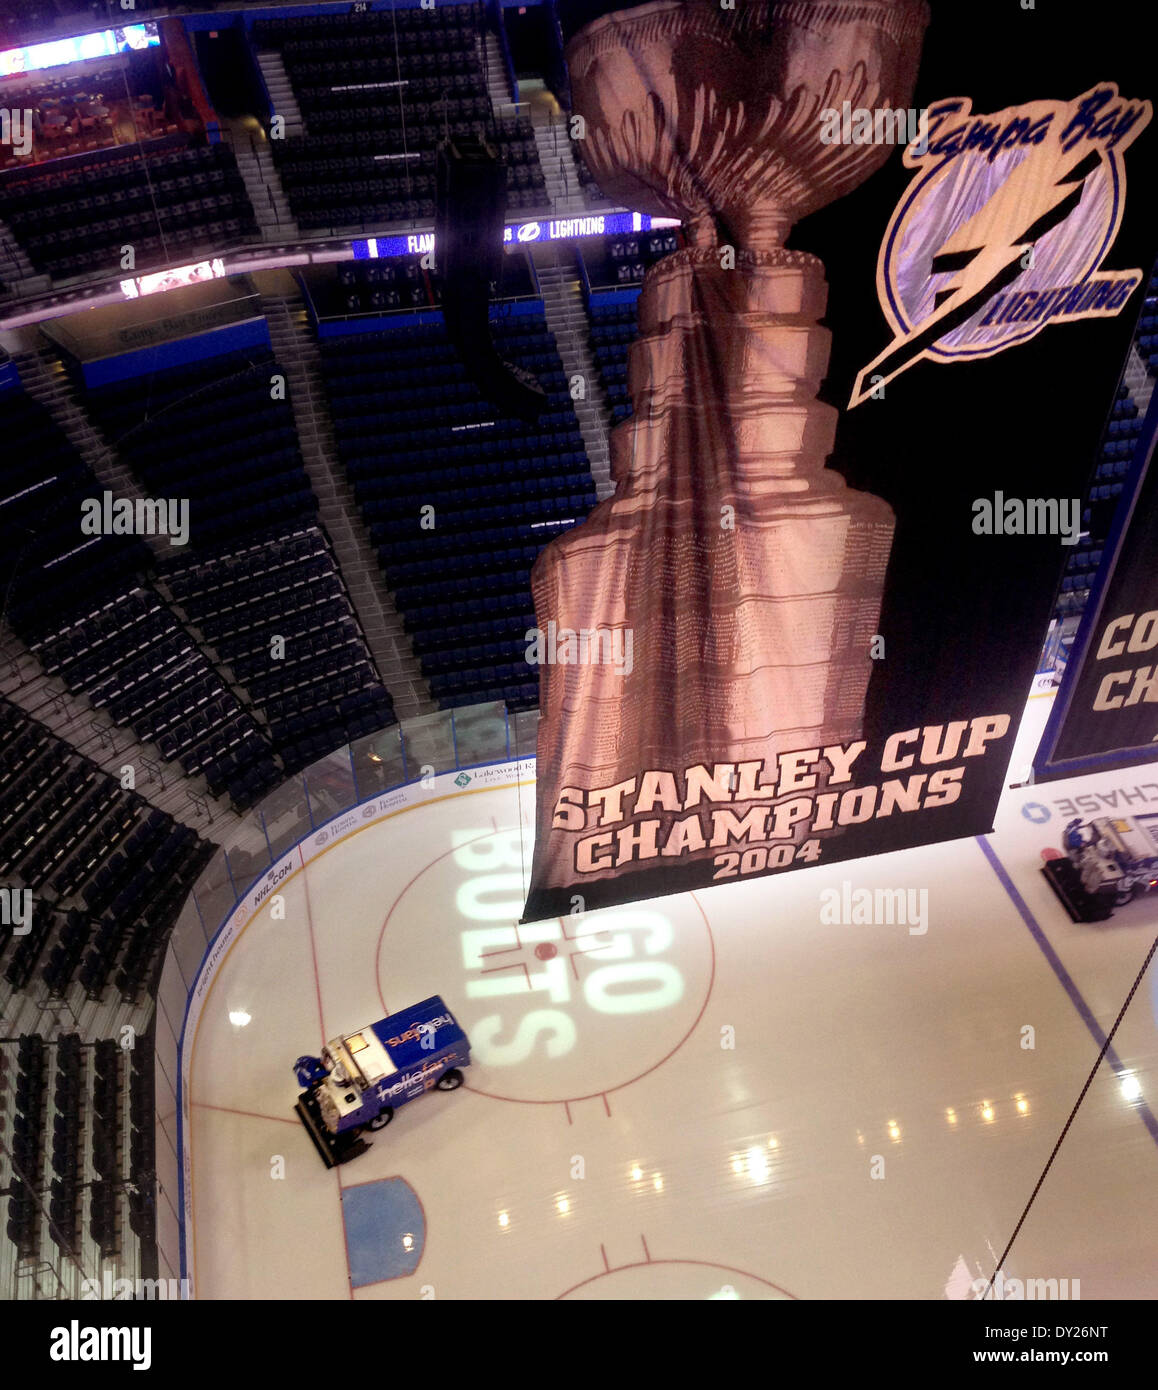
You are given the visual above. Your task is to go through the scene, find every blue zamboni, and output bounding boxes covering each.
[293,996,471,1167]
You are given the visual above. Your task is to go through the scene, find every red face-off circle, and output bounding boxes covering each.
[376,828,715,1104]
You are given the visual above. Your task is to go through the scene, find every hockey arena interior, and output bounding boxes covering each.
[0,0,1156,1306]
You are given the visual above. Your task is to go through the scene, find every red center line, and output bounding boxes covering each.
[299,843,328,1045]
[299,847,352,1298]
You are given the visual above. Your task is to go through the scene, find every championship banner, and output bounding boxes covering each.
[1034,391,1158,780]
[522,0,1157,920]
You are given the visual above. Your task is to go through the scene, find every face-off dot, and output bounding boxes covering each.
[378,828,714,1103]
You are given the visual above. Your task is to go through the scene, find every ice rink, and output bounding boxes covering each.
[178,693,1158,1299]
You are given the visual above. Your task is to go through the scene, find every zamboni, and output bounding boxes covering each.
[293,996,470,1167]
[1041,814,1158,922]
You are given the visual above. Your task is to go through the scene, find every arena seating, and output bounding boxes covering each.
[0,394,279,806]
[320,303,597,709]
[161,528,397,773]
[48,1034,82,1254]
[1142,270,1158,375]
[1044,264,1157,635]
[1054,384,1140,620]
[0,390,151,632]
[0,137,257,281]
[573,142,613,207]
[79,347,399,781]
[1050,283,1153,632]
[2,355,398,802]
[254,5,547,231]
[90,1039,123,1257]
[1,1031,138,1268]
[0,0,54,48]
[0,698,215,1004]
[333,254,431,314]
[587,292,640,428]
[31,586,281,809]
[582,232,676,426]
[5,1034,46,1262]
[80,348,317,546]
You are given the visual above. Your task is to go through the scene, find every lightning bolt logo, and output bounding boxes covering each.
[849,86,1150,408]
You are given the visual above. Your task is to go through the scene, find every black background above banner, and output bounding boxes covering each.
[798,3,1157,758]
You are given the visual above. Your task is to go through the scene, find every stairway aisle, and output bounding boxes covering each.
[226,121,299,242]
[262,292,435,718]
[535,259,614,500]
[0,218,52,301]
[481,29,514,109]
[256,51,304,138]
[531,118,590,217]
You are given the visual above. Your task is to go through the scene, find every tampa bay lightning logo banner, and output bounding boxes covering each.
[520,0,1157,922]
[852,85,1151,407]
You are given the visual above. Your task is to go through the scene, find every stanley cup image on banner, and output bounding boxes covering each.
[525,0,931,917]
[521,0,1155,921]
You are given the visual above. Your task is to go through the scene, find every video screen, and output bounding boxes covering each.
[121,258,226,299]
[0,24,159,79]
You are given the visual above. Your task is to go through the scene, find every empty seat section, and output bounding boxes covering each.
[319,297,599,710]
[0,696,215,1005]
[160,525,397,777]
[0,137,258,282]
[253,4,546,232]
